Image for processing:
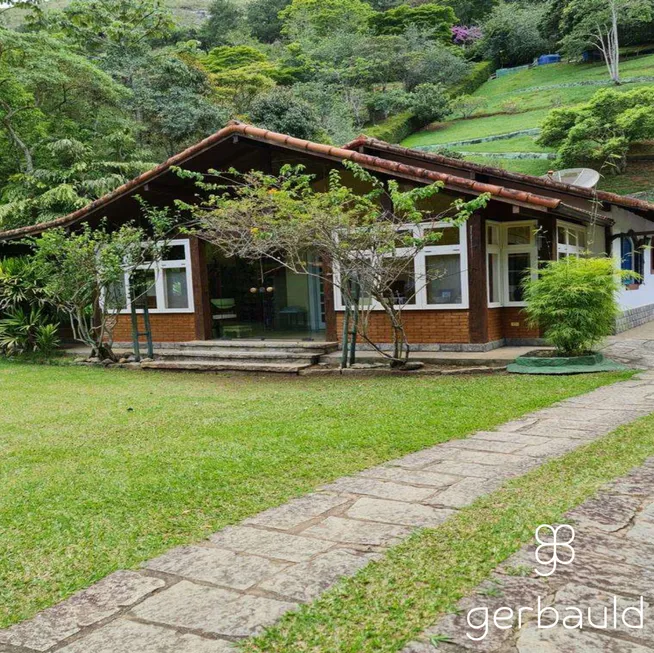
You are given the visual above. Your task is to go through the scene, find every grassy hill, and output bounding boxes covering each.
[402,54,654,196]
[2,0,216,28]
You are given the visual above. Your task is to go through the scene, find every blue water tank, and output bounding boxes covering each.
[538,54,561,65]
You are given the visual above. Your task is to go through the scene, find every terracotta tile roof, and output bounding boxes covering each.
[0,122,608,242]
[344,135,654,216]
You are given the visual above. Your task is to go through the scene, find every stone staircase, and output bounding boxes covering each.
[139,340,339,374]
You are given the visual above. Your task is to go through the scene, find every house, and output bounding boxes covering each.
[1,121,653,352]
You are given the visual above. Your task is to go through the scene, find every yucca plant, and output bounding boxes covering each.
[523,256,630,356]
[0,307,59,356]
[35,324,61,357]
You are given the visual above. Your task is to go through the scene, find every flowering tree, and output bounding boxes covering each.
[451,25,482,47]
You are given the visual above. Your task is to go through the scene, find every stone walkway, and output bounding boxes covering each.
[3,372,654,653]
[402,457,654,653]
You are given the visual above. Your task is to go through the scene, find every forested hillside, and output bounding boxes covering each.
[1,0,653,232]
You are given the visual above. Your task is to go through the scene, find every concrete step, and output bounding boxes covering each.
[140,360,313,374]
[155,349,321,365]
[178,340,339,354]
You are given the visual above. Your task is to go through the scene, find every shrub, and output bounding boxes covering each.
[364,111,421,143]
[448,60,495,96]
[370,4,457,42]
[523,256,626,356]
[0,307,59,356]
[410,83,452,123]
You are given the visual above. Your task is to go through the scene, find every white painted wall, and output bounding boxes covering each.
[609,206,654,311]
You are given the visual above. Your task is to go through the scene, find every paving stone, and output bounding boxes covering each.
[474,432,551,446]
[434,448,533,468]
[258,549,375,601]
[424,461,507,479]
[242,493,349,531]
[551,583,654,644]
[520,419,603,437]
[442,437,529,454]
[209,526,332,562]
[0,571,164,652]
[320,477,436,502]
[575,530,654,569]
[131,580,297,638]
[302,516,410,545]
[516,624,652,652]
[56,618,235,653]
[389,448,451,469]
[627,521,654,544]
[493,417,540,432]
[145,545,288,590]
[346,497,454,527]
[427,477,504,509]
[567,492,642,532]
[518,438,581,459]
[358,466,461,488]
[536,406,648,426]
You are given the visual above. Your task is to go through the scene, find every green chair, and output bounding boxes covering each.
[211,299,237,337]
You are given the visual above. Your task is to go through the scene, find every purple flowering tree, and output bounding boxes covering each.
[451,25,483,47]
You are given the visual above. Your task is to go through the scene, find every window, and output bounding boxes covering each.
[506,225,532,246]
[486,221,501,306]
[621,236,642,285]
[507,253,531,303]
[426,254,462,304]
[557,222,587,258]
[333,221,468,310]
[109,239,194,314]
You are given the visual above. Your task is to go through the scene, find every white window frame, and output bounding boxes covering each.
[557,221,588,258]
[117,238,195,314]
[486,221,502,308]
[333,221,468,311]
[501,221,538,307]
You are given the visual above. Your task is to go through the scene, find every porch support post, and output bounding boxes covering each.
[190,236,212,340]
[537,214,557,263]
[605,224,614,257]
[467,213,488,344]
[322,256,338,342]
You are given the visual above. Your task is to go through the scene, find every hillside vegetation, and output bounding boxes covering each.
[402,53,654,194]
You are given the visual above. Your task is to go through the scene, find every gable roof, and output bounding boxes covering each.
[344,135,654,218]
[0,121,631,243]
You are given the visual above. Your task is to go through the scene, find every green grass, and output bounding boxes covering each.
[244,377,654,653]
[459,135,554,154]
[0,361,630,627]
[401,109,550,148]
[464,156,553,177]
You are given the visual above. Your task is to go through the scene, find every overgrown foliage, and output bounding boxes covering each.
[538,86,654,173]
[523,255,626,355]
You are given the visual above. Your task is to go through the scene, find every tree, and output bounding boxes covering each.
[479,2,551,67]
[189,162,488,365]
[441,0,499,24]
[561,0,653,84]
[369,4,457,42]
[538,86,654,173]
[246,0,292,42]
[25,210,174,361]
[248,87,323,140]
[451,94,487,118]
[199,0,243,48]
[409,83,452,123]
[280,0,374,40]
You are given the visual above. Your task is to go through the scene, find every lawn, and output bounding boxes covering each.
[246,384,654,653]
[0,361,630,627]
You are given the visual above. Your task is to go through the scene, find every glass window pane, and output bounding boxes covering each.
[558,226,566,245]
[162,244,186,261]
[164,267,189,309]
[106,279,127,310]
[508,253,531,302]
[487,252,500,304]
[568,230,577,247]
[426,254,462,304]
[507,225,532,246]
[424,226,460,246]
[386,258,416,305]
[578,230,586,248]
[132,269,157,309]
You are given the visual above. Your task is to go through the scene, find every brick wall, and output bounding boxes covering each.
[501,307,539,340]
[111,313,198,343]
[336,310,470,344]
[488,308,503,342]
